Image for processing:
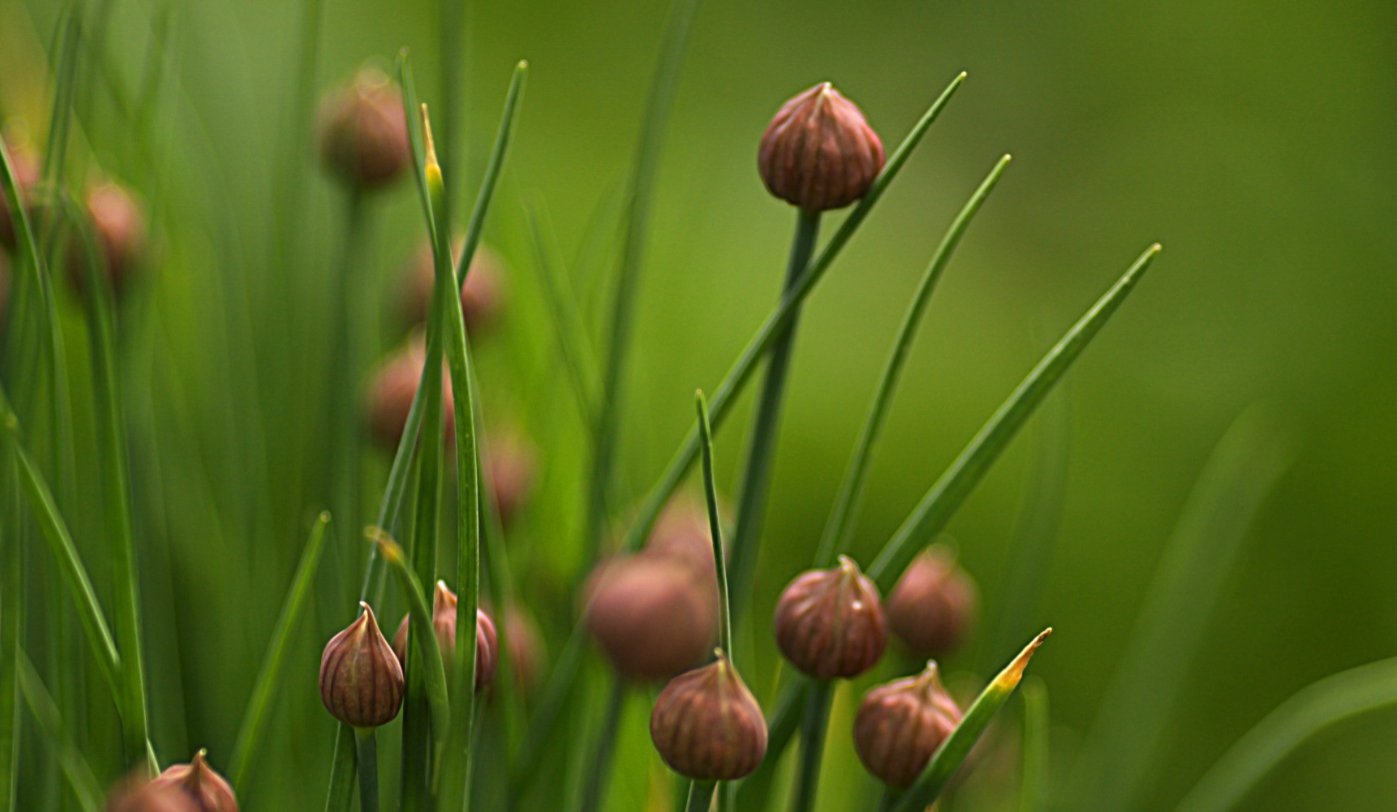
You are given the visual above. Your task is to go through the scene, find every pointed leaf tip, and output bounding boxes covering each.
[997,627,1052,688]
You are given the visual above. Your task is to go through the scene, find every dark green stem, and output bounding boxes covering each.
[684,780,716,812]
[324,723,357,811]
[578,679,627,812]
[354,728,379,812]
[790,680,832,812]
[726,209,820,620]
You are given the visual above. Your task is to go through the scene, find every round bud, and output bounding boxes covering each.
[0,139,40,251]
[105,773,199,812]
[399,237,506,335]
[147,750,238,812]
[774,555,887,679]
[317,68,410,191]
[644,496,721,577]
[887,546,978,658]
[853,661,963,787]
[67,182,146,298]
[584,555,716,681]
[757,82,885,212]
[650,652,767,780]
[484,431,536,526]
[364,338,455,451]
[319,601,404,728]
[392,581,499,693]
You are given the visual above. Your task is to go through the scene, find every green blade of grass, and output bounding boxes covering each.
[616,70,969,558]
[0,456,16,812]
[16,651,102,812]
[813,153,1012,567]
[888,630,1052,812]
[452,61,527,291]
[229,511,332,789]
[323,723,357,812]
[1069,405,1293,810]
[696,391,732,656]
[867,243,1162,589]
[1020,678,1048,812]
[373,534,452,759]
[1174,656,1397,812]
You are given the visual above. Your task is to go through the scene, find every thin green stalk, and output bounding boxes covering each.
[355,728,380,812]
[789,680,832,812]
[0,457,17,812]
[16,652,102,812]
[577,680,627,812]
[867,243,1162,589]
[888,630,1051,812]
[1019,678,1048,812]
[229,512,332,789]
[328,192,367,610]
[323,724,357,812]
[584,0,704,566]
[726,208,820,621]
[696,391,731,653]
[813,155,1012,567]
[524,198,602,426]
[72,197,153,771]
[1174,656,1397,812]
[684,779,716,812]
[452,62,528,293]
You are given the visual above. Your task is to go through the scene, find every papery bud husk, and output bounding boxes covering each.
[66,182,146,299]
[147,750,238,812]
[319,601,405,728]
[584,554,716,681]
[392,581,499,692]
[757,82,885,211]
[650,653,768,780]
[317,68,411,190]
[774,555,887,679]
[887,545,978,658]
[853,661,964,787]
[399,236,506,335]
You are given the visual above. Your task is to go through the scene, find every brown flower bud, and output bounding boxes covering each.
[584,554,716,681]
[147,750,238,812]
[392,581,498,693]
[317,68,410,191]
[0,139,40,251]
[399,236,506,335]
[67,182,146,298]
[758,82,885,212]
[105,772,199,812]
[650,652,767,780]
[643,496,723,577]
[887,546,978,658]
[484,430,535,526]
[501,603,545,691]
[774,555,887,679]
[364,338,455,451]
[853,661,964,787]
[319,601,404,728]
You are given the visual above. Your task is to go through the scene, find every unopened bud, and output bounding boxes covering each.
[392,581,498,692]
[887,545,978,658]
[67,182,146,298]
[757,82,884,212]
[650,652,767,780]
[147,750,238,812]
[319,602,404,728]
[364,338,456,451]
[853,661,963,787]
[317,68,410,191]
[399,237,507,335]
[774,555,887,679]
[584,554,715,681]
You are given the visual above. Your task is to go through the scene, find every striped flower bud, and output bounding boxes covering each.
[392,581,499,693]
[758,82,884,211]
[853,661,963,787]
[364,338,456,451]
[650,651,767,780]
[774,555,887,679]
[319,602,404,728]
[887,546,978,658]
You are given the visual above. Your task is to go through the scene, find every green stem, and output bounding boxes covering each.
[328,192,367,608]
[577,679,627,812]
[726,209,820,620]
[323,723,357,811]
[789,680,832,812]
[16,651,103,812]
[695,391,731,654]
[0,456,17,812]
[684,779,716,812]
[354,728,379,812]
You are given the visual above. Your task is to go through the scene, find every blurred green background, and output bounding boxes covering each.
[2,0,1396,809]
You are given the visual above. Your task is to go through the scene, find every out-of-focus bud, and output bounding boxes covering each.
[650,651,767,780]
[319,602,405,728]
[853,661,964,787]
[886,545,978,658]
[364,338,456,451]
[399,236,506,335]
[317,68,410,191]
[105,772,198,812]
[757,82,885,212]
[392,581,498,693]
[773,555,887,679]
[501,603,545,691]
[484,430,536,526]
[0,139,40,251]
[643,496,722,577]
[67,182,146,298]
[584,554,716,681]
[147,750,238,812]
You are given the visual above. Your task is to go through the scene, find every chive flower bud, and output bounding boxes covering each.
[853,661,964,787]
[105,774,199,812]
[146,750,238,812]
[317,68,410,191]
[757,82,885,212]
[484,430,536,527]
[773,555,887,679]
[644,496,723,577]
[66,182,146,298]
[584,554,716,681]
[887,546,978,658]
[399,236,506,335]
[319,601,404,728]
[650,651,768,780]
[392,581,499,692]
[364,338,456,451]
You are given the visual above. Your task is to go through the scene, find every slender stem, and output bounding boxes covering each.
[726,209,820,620]
[789,680,832,812]
[328,192,367,608]
[577,679,627,812]
[324,722,357,811]
[0,456,17,812]
[695,392,730,654]
[684,780,716,812]
[1020,679,1049,812]
[354,728,379,812]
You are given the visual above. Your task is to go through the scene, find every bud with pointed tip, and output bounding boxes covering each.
[392,581,498,692]
[887,546,978,658]
[774,555,887,679]
[67,182,146,298]
[584,554,716,681]
[854,661,964,787]
[758,82,885,212]
[147,750,238,812]
[650,652,768,780]
[319,602,404,728]
[317,68,410,191]
[400,236,507,335]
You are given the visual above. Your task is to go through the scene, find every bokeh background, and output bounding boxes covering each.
[2,0,1395,809]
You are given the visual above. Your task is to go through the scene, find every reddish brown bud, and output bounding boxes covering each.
[393,581,498,693]
[887,546,978,658]
[0,139,40,251]
[650,652,767,780]
[484,431,535,526]
[758,82,885,212]
[147,750,238,812]
[643,496,723,577]
[364,338,455,451]
[317,68,410,191]
[319,602,404,728]
[105,772,199,812]
[584,555,716,681]
[400,237,506,335]
[501,603,545,691]
[853,661,964,787]
[67,182,146,298]
[774,555,887,679]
